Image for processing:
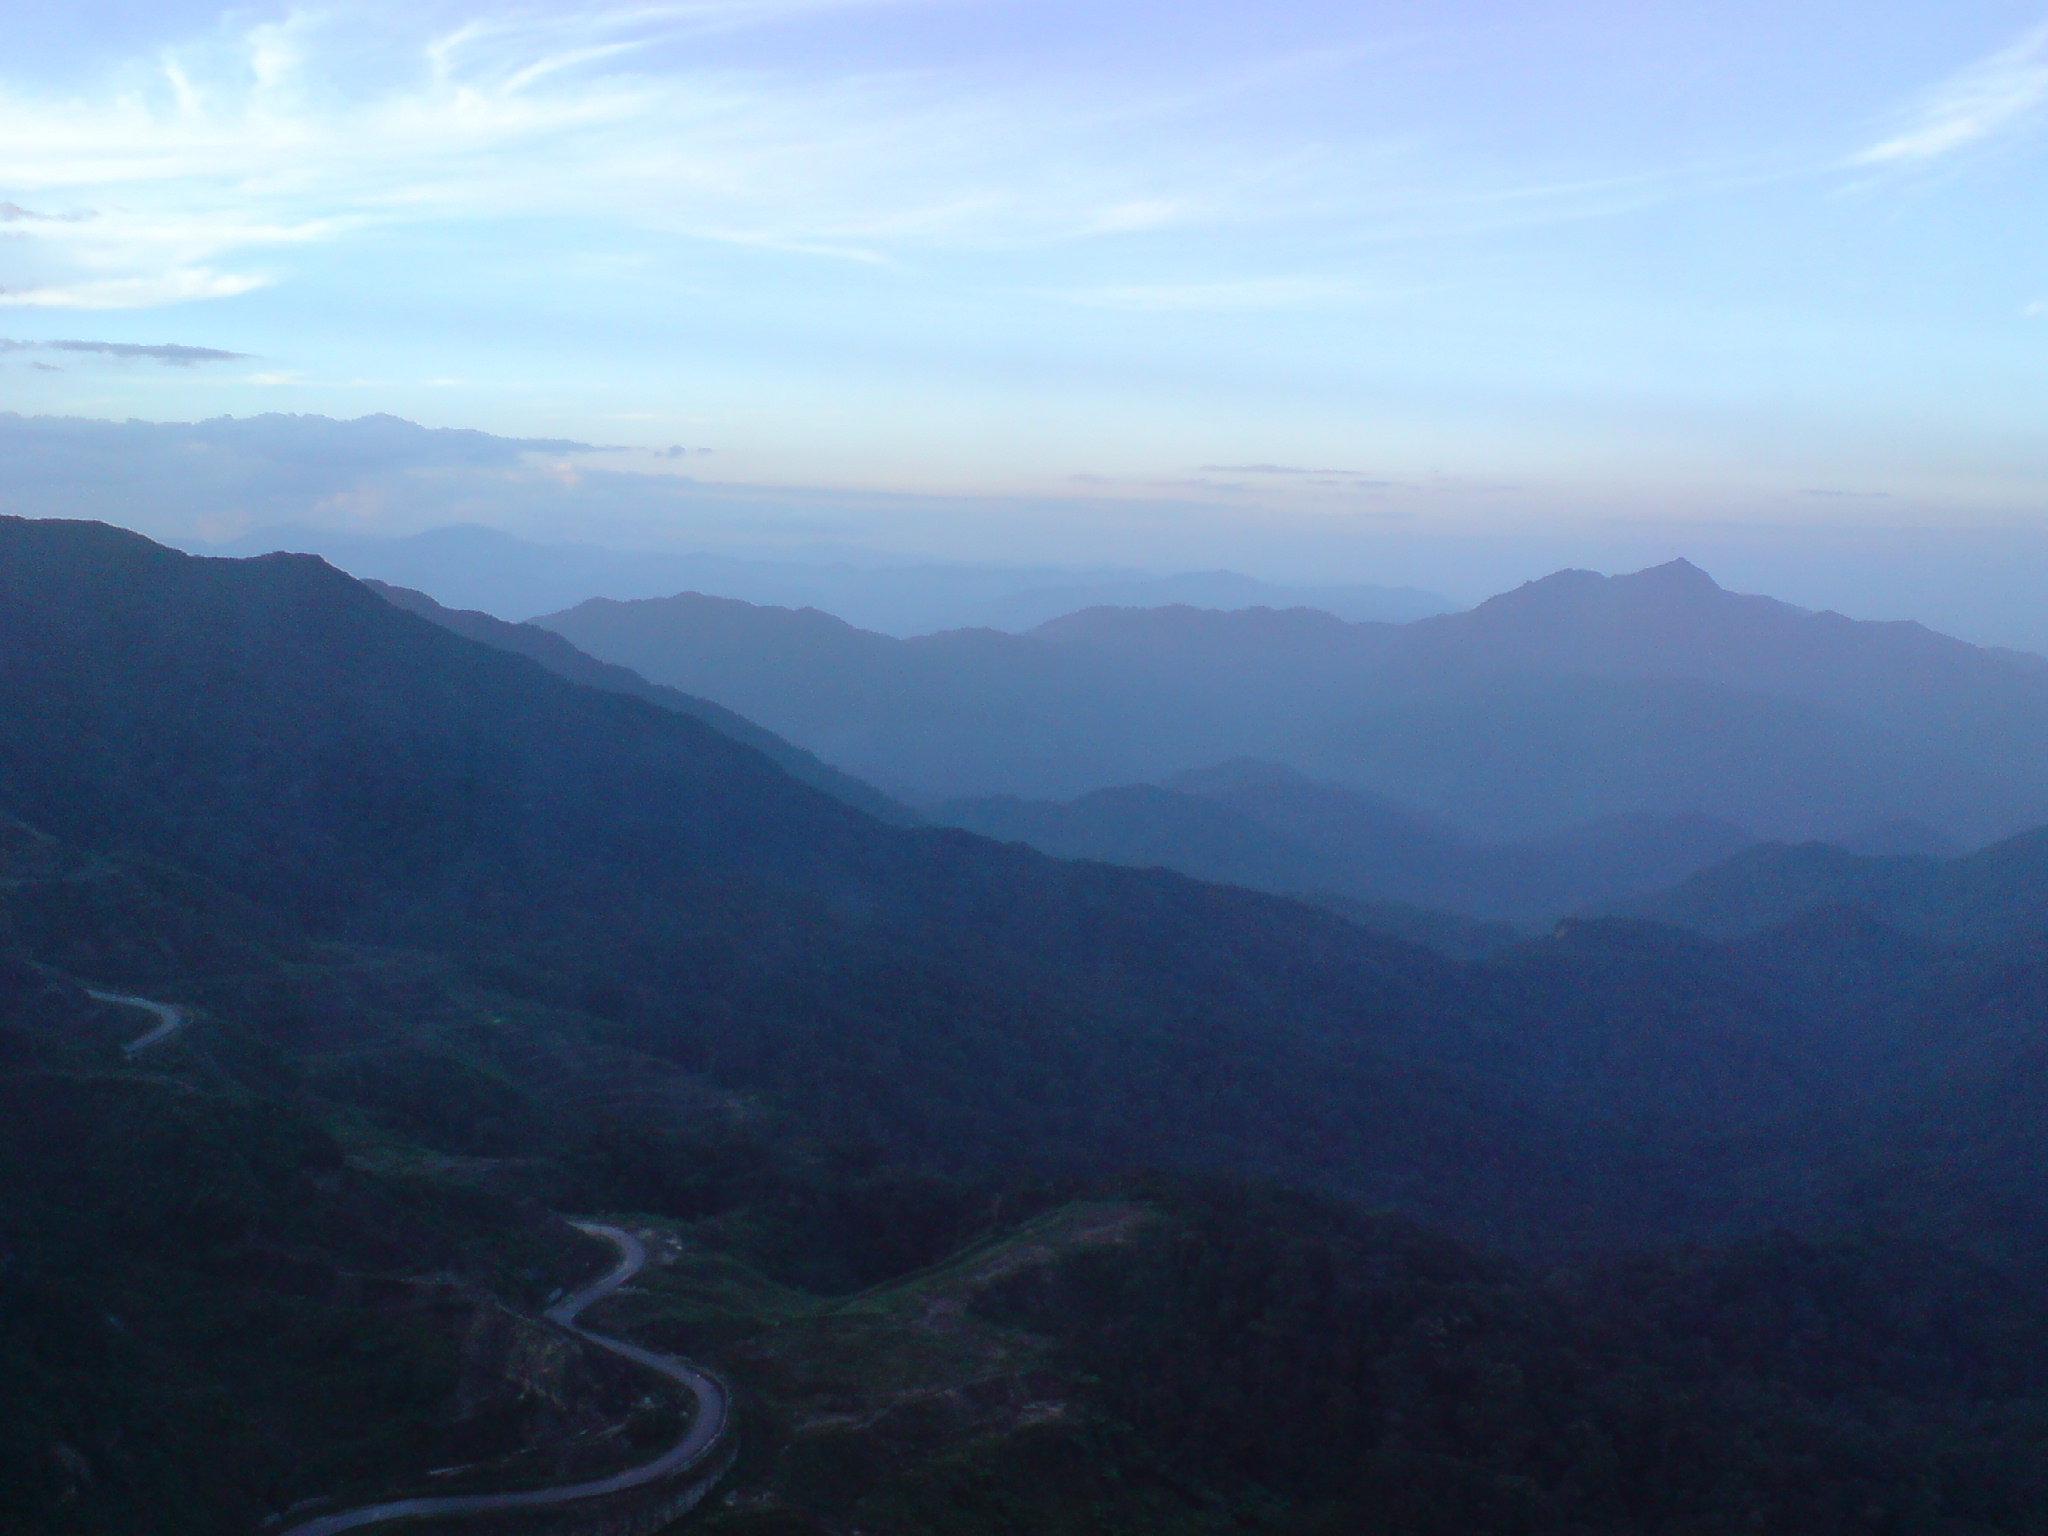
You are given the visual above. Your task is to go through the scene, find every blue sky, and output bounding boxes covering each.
[3,1,2048,618]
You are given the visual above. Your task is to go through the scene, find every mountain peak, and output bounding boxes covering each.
[1477,558,1725,620]
[1622,557,1720,593]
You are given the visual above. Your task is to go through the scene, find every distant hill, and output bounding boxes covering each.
[363,579,913,823]
[1620,827,2048,946]
[538,589,1189,797]
[938,760,1754,928]
[538,561,2048,842]
[942,568,1449,630]
[203,522,1448,634]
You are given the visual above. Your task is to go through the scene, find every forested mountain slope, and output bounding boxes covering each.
[540,560,2048,842]
[10,817,2048,1533]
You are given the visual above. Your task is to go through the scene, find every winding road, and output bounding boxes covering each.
[275,1223,730,1536]
[86,989,190,1057]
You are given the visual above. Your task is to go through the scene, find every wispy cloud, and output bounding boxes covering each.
[0,269,273,309]
[49,339,250,364]
[0,1,1388,309]
[0,337,248,364]
[1855,18,2048,165]
[1,201,92,223]
[0,3,1774,316]
[1047,276,1392,311]
[1203,463,1377,476]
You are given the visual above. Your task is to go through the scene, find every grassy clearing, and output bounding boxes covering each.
[575,1201,1235,1535]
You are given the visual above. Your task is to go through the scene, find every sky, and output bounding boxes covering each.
[3,1,2048,632]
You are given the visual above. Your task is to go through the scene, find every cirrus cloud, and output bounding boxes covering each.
[0,0,1381,310]
[0,1,1820,318]
[1855,17,2048,165]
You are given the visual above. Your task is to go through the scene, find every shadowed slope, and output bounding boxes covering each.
[363,579,912,823]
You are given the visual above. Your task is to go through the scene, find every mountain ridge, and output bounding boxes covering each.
[0,514,2006,1255]
[538,560,2048,840]
[198,519,1450,634]
[362,579,912,822]
[0,517,1560,1238]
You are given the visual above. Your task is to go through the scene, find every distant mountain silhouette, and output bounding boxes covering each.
[1618,825,2048,944]
[939,760,1754,928]
[944,569,1449,630]
[940,783,1324,893]
[538,562,2048,842]
[1818,819,1963,858]
[203,522,1447,634]
[538,589,1189,797]
[364,579,912,823]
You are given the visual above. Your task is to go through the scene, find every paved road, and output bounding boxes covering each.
[276,1223,729,1536]
[86,990,190,1057]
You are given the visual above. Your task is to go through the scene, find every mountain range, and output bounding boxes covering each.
[4,516,2039,1242]
[373,579,1942,943]
[17,518,2048,1532]
[0,517,1562,1233]
[369,575,1934,936]
[535,557,2048,845]
[199,522,1450,635]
